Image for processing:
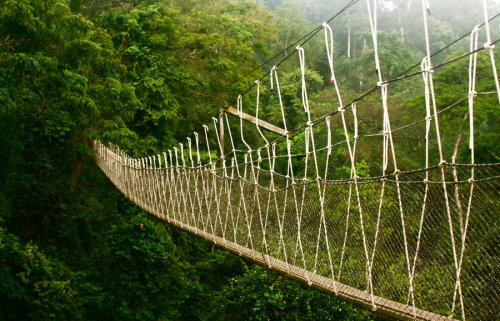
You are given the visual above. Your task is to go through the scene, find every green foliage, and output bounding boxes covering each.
[0,220,100,320]
[1,0,496,320]
[212,265,379,321]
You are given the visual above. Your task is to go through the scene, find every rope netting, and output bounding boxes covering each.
[93,1,499,320]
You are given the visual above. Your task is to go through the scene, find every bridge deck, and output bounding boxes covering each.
[136,201,451,321]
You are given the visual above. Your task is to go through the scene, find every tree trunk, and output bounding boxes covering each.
[347,19,351,58]
[70,134,88,189]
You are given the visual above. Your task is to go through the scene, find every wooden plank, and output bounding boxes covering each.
[225,106,293,139]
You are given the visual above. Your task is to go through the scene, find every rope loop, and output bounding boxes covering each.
[323,21,335,83]
[296,45,311,118]
[270,66,277,89]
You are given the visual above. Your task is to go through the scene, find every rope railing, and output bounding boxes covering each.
[93,1,500,320]
[94,141,499,321]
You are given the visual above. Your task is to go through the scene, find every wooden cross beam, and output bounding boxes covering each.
[225,106,293,139]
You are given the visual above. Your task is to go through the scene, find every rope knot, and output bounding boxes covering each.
[377,81,387,87]
[423,178,429,184]
[468,177,475,184]
[484,42,495,50]
[439,159,447,167]
[306,121,313,127]
[304,274,312,286]
[393,169,401,176]
[337,106,345,113]
[469,90,478,98]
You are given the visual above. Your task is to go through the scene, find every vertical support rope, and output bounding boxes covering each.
[420,1,462,319]
[481,0,500,103]
[450,25,480,321]
[297,45,336,291]
[254,80,273,267]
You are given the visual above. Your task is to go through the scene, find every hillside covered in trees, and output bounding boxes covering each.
[1,0,498,320]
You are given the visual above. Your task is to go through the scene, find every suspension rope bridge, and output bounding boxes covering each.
[94,1,500,320]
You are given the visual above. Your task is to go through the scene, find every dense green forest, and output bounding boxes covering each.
[1,0,498,320]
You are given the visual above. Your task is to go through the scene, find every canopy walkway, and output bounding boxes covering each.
[94,1,500,320]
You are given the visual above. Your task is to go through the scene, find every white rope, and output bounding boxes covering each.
[323,22,344,107]
[271,65,304,271]
[192,132,204,232]
[212,117,227,177]
[366,0,382,83]
[482,0,500,103]
[254,80,272,266]
[224,115,242,248]
[449,24,481,321]
[187,138,194,168]
[420,1,460,318]
[237,95,252,153]
[163,151,172,219]
[297,46,311,117]
[181,142,197,227]
[298,45,335,289]
[338,102,358,280]
[405,55,434,307]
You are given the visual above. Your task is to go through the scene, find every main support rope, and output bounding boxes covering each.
[93,1,500,320]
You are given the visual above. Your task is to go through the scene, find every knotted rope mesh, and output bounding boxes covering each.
[93,1,500,320]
